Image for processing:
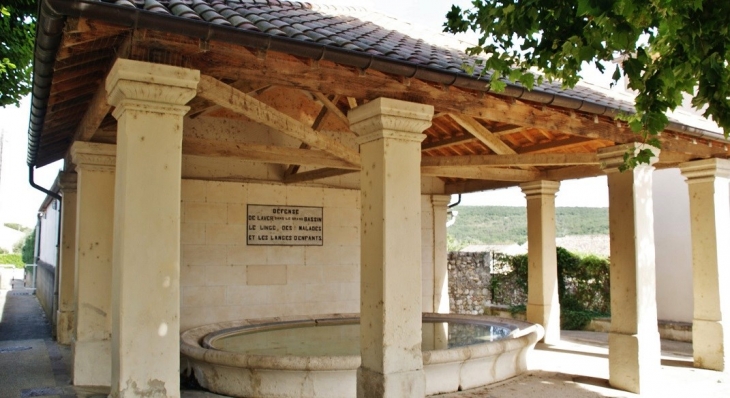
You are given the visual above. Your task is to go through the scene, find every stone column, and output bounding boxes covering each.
[520,180,560,344]
[598,143,661,394]
[680,158,730,371]
[432,195,451,314]
[56,172,77,345]
[70,142,116,386]
[349,98,434,398]
[106,59,198,398]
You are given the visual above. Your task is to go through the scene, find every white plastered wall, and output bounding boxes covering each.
[652,168,693,323]
[179,180,443,330]
[38,200,60,266]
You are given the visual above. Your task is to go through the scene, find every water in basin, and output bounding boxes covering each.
[209,321,512,356]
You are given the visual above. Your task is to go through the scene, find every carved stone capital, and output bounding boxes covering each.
[70,142,116,172]
[106,59,199,119]
[348,98,433,144]
[680,158,730,184]
[597,143,660,173]
[520,180,560,198]
[431,195,452,208]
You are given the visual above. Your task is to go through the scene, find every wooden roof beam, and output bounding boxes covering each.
[282,168,357,184]
[422,153,599,167]
[421,166,542,181]
[197,75,361,167]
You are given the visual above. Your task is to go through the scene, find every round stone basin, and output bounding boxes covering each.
[181,313,544,398]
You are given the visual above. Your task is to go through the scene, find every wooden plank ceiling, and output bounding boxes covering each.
[36,18,729,194]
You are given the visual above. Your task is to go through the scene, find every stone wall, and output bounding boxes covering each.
[448,252,491,315]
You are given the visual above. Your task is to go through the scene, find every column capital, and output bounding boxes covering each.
[106,59,199,119]
[58,171,78,193]
[680,158,730,183]
[70,142,116,172]
[520,180,560,197]
[348,97,433,144]
[431,195,452,208]
[597,143,660,173]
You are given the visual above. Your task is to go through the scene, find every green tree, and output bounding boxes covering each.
[445,1,730,165]
[1,0,36,107]
[21,230,35,264]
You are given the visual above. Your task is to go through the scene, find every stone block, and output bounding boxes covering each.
[287,265,323,284]
[183,286,226,307]
[267,246,305,265]
[207,181,247,203]
[227,203,248,225]
[287,186,324,206]
[206,265,247,286]
[183,202,227,224]
[181,179,207,202]
[205,224,247,245]
[181,223,206,244]
[183,245,227,266]
[247,264,287,285]
[227,245,267,265]
[248,183,286,205]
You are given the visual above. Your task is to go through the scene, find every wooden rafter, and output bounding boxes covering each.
[450,114,516,155]
[283,103,331,178]
[197,75,361,167]
[312,92,348,127]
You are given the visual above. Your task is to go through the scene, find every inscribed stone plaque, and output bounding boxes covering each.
[247,205,323,246]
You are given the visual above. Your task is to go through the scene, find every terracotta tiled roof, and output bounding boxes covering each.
[93,0,719,134]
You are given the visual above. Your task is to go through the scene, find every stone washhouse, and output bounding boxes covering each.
[25,0,730,397]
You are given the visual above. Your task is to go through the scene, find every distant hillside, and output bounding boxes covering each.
[448,206,608,246]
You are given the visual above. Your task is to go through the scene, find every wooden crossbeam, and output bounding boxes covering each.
[421,166,541,181]
[197,75,361,167]
[312,92,348,127]
[283,168,357,184]
[182,138,358,170]
[450,114,515,155]
[421,153,599,167]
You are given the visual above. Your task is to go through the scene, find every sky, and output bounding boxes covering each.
[0,0,608,228]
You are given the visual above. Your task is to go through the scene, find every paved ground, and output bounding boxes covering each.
[2,277,730,397]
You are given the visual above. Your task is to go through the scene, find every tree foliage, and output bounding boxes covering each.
[0,0,36,107]
[445,0,730,160]
[21,230,35,264]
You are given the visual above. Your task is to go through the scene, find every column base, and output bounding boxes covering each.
[608,331,660,394]
[357,367,425,398]
[526,303,560,344]
[693,319,728,371]
[56,310,75,345]
[73,339,111,386]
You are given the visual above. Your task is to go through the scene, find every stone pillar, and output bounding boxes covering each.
[56,172,77,345]
[106,59,198,398]
[70,142,116,386]
[680,159,730,371]
[520,180,560,344]
[349,98,434,398]
[432,195,451,314]
[598,143,661,393]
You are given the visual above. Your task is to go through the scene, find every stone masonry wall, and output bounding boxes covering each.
[448,252,491,315]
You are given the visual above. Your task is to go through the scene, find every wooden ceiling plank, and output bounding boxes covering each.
[421,153,599,167]
[197,75,361,167]
[422,135,478,151]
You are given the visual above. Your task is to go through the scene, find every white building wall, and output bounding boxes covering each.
[179,179,441,330]
[38,199,60,266]
[653,168,693,323]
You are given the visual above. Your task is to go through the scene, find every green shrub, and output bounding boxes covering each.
[0,253,24,268]
[21,232,35,264]
[489,247,611,330]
